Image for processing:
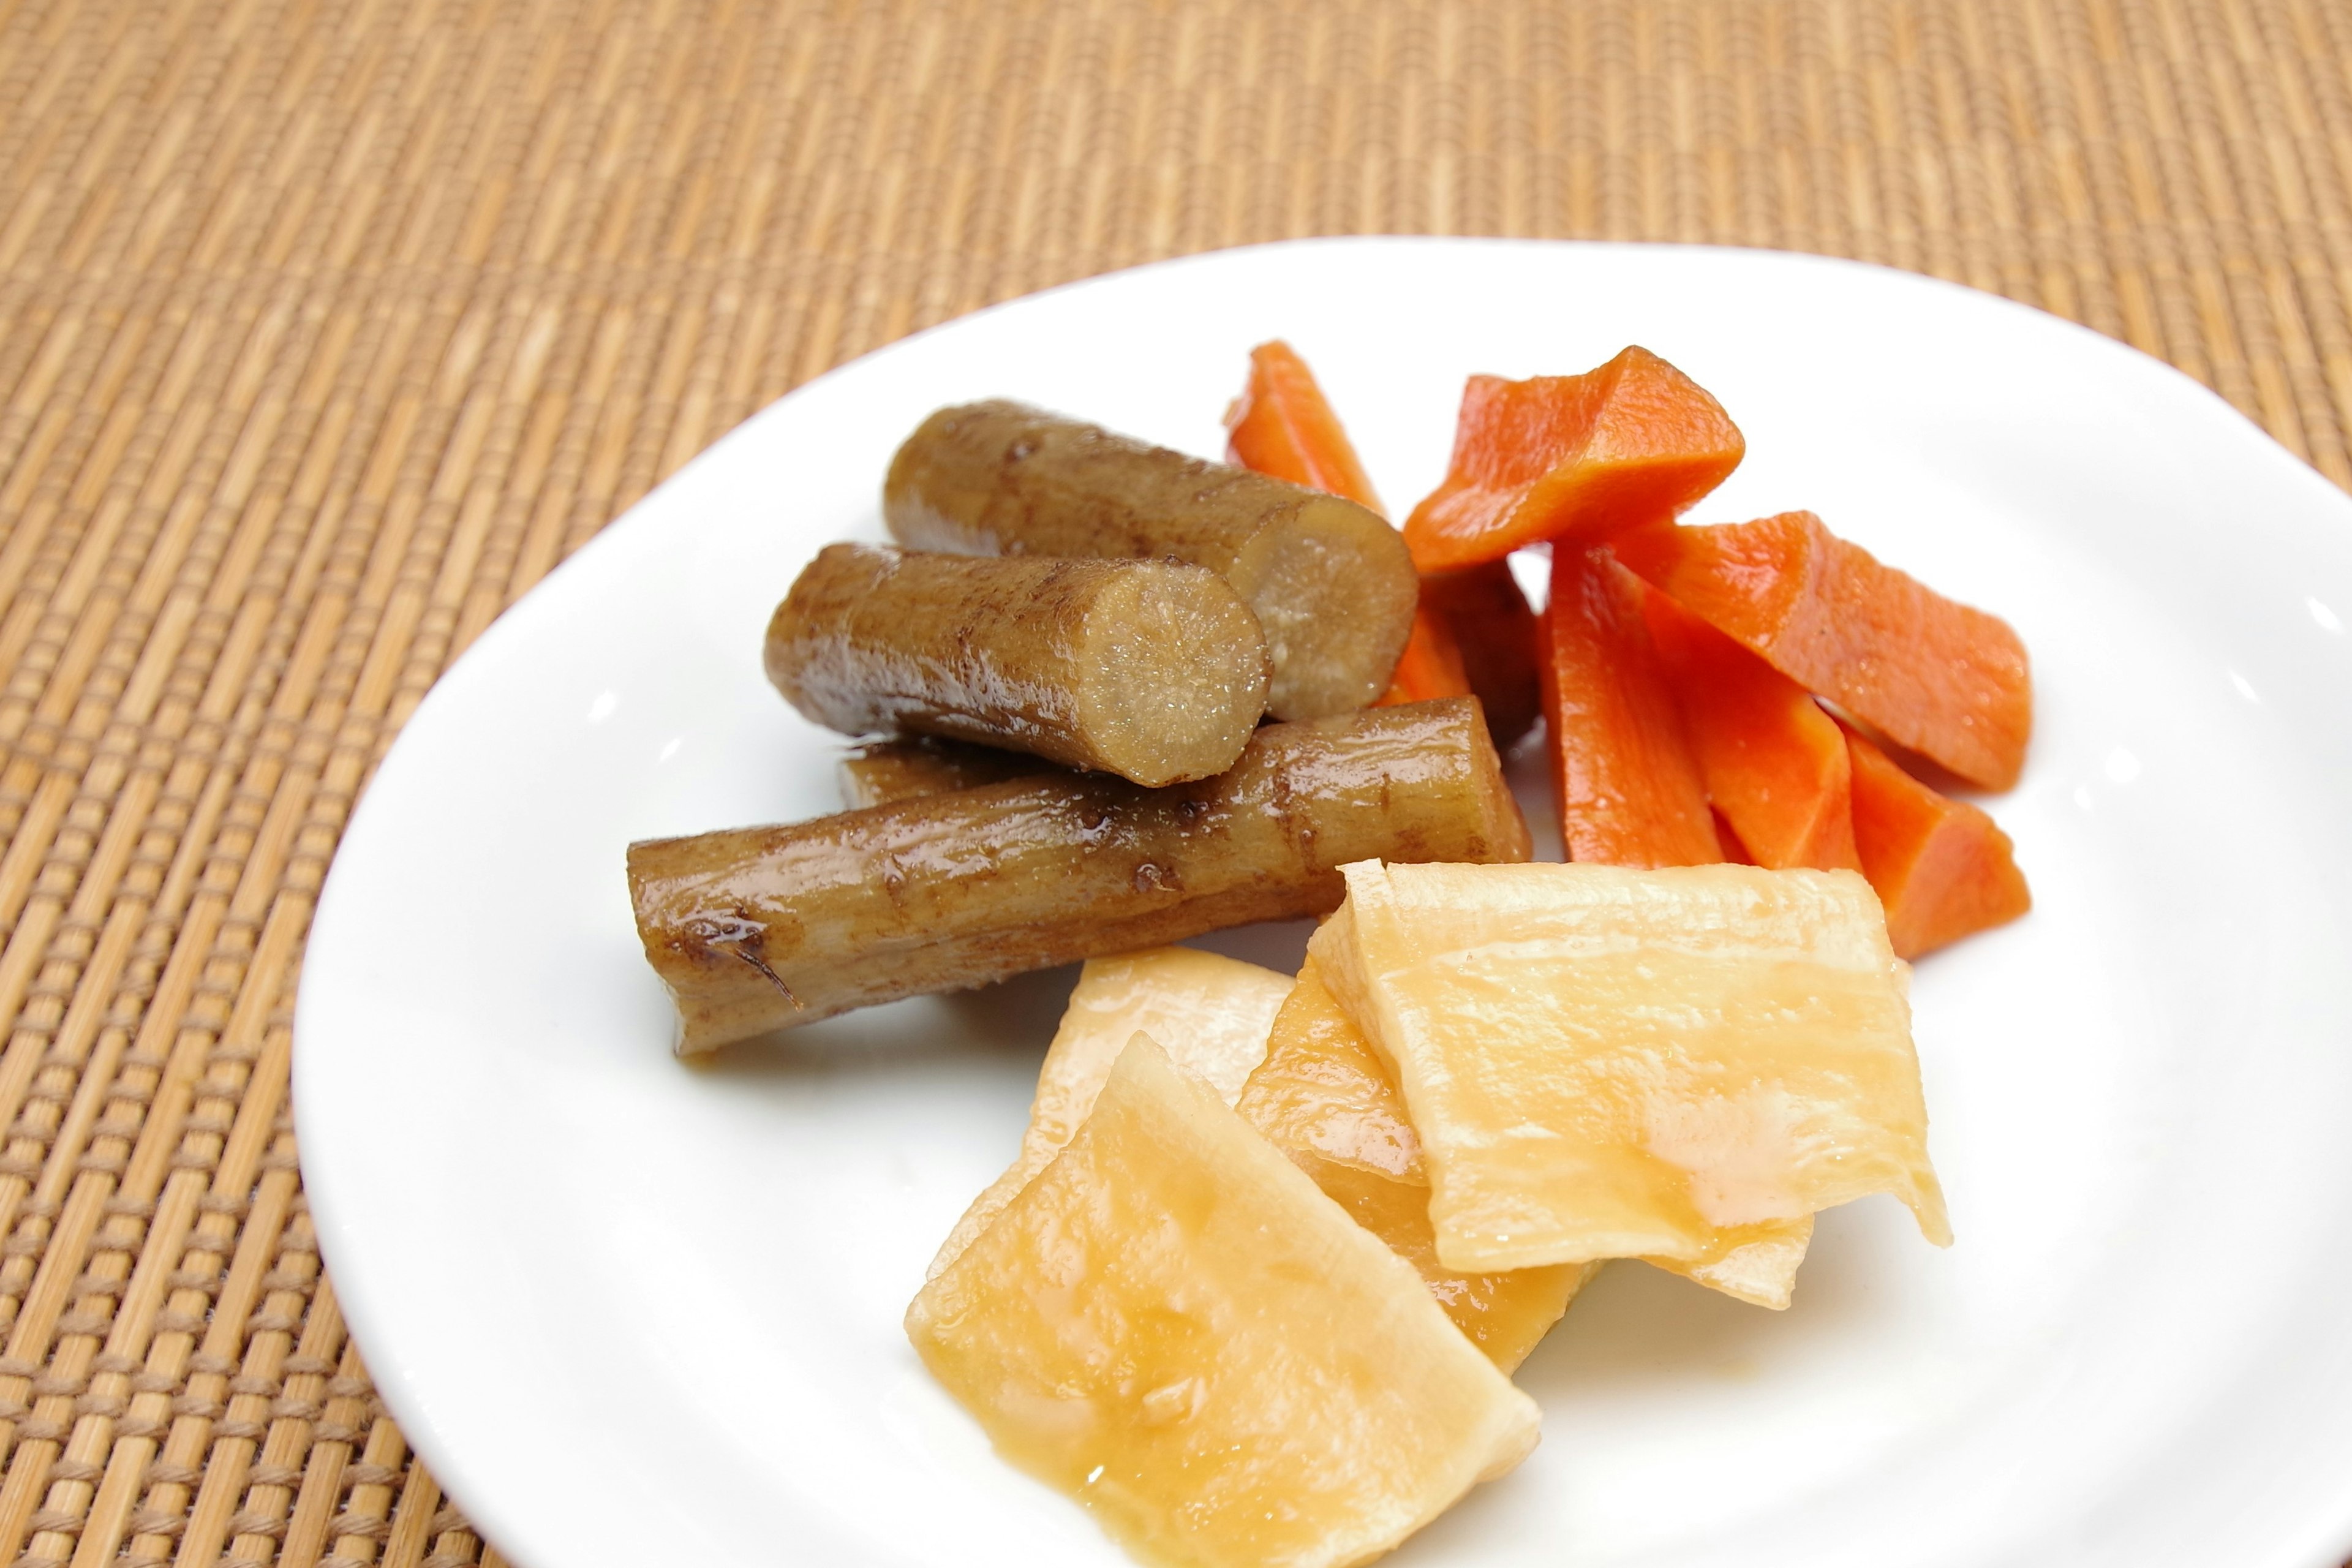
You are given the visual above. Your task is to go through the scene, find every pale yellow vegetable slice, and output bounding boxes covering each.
[1309,861,1950,1275]
[929,947,1293,1278]
[1679,1219,1816,1308]
[1235,958,1591,1365]
[1237,957,1811,1320]
[1232,956,1427,1180]
[1297,1159,1600,1373]
[908,1033,1541,1568]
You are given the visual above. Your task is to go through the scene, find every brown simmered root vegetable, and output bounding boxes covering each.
[883,401,1418,722]
[767,544,1270,788]
[1419,562,1543,753]
[836,736,1052,810]
[629,698,1529,1055]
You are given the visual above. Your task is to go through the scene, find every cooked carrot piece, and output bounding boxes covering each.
[1841,723,2031,958]
[1221,341,1536,739]
[1403,348,1744,573]
[1542,548,1720,867]
[1417,560,1541,750]
[1223,339,1384,510]
[1614,511,2033,791]
[1645,588,1859,871]
[1381,602,1476,705]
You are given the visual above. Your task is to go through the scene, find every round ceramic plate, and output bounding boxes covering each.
[295,238,2352,1568]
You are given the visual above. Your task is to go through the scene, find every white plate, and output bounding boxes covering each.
[295,238,2352,1568]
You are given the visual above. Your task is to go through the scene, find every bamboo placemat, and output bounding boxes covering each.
[1,1,2348,1564]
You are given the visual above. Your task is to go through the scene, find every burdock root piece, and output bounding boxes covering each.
[883,400,1417,721]
[628,697,1529,1055]
[834,736,1053,810]
[768,544,1270,788]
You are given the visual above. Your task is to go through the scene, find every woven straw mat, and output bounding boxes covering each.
[2,0,2349,1564]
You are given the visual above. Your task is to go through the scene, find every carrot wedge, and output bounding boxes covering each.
[1614,512,2033,791]
[1645,589,1860,871]
[1223,339,1386,509]
[1381,602,1476,705]
[1403,348,1744,573]
[1842,723,2032,959]
[1542,547,1720,867]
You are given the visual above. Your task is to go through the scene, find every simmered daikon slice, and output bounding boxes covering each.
[908,1033,1540,1568]
[1310,861,1948,1275]
[929,947,1292,1278]
[1238,956,1811,1319]
[1237,958,1586,1366]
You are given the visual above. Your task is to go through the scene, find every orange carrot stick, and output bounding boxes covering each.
[1542,548,1720,867]
[1223,340,1384,510]
[1841,723,2031,958]
[1645,588,1860,871]
[1403,348,1744,573]
[1614,512,2032,791]
[1380,603,1475,705]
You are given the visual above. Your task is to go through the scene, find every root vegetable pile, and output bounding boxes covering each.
[628,337,2031,1567]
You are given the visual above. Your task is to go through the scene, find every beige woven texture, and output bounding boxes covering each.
[1,0,2348,1564]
